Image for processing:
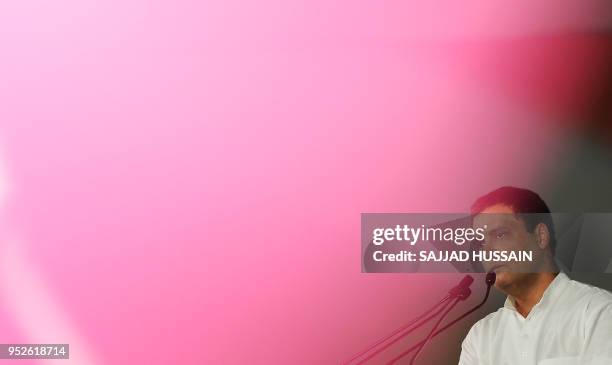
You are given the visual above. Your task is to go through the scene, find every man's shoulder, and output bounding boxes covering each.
[564,277,612,311]
[567,277,612,295]
[468,278,612,333]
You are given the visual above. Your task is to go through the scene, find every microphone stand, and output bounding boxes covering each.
[344,275,477,365]
[343,296,453,365]
[399,297,462,365]
[385,272,496,364]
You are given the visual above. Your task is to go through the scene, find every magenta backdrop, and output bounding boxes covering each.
[0,1,611,364]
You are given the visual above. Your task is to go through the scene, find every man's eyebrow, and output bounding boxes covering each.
[487,226,510,235]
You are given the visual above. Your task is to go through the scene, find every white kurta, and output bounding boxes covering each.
[459,273,612,365]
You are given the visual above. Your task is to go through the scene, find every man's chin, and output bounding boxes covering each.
[493,271,513,291]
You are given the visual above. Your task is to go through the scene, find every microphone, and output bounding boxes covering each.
[448,275,474,299]
[486,271,496,286]
[386,272,496,365]
[403,275,474,365]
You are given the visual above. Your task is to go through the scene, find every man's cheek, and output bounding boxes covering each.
[502,237,529,251]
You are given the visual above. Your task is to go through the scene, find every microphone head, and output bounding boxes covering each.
[459,274,474,289]
[449,275,474,299]
[486,271,496,286]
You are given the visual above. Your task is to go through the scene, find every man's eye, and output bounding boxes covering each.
[495,232,506,239]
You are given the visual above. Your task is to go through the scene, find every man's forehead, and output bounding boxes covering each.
[472,204,522,229]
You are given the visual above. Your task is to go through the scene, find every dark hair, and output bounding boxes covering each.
[471,186,556,255]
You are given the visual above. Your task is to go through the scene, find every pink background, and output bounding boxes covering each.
[0,1,611,364]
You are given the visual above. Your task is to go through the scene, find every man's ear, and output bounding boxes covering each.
[535,223,551,250]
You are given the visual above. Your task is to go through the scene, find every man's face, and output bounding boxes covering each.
[472,204,545,292]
